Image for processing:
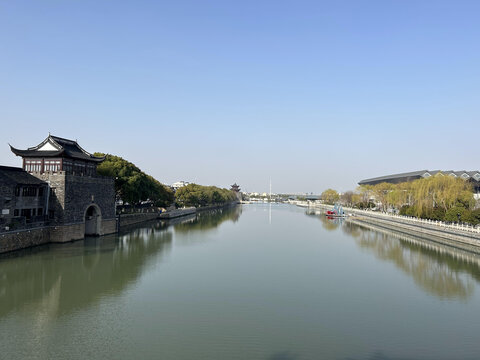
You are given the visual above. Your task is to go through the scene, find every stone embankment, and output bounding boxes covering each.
[158,207,196,219]
[0,227,50,254]
[0,202,241,254]
[306,202,480,250]
[158,202,239,219]
[117,212,158,228]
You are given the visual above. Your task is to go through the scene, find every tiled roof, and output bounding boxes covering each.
[0,166,47,185]
[10,135,105,162]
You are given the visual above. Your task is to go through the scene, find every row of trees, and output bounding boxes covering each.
[95,153,174,207]
[321,175,480,225]
[175,184,238,208]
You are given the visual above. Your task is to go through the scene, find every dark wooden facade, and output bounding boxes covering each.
[11,135,104,176]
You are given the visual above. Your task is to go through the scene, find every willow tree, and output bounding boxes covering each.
[411,174,474,217]
[321,189,340,205]
[371,182,394,211]
[357,185,373,205]
[386,181,412,210]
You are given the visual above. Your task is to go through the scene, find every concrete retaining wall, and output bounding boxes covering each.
[350,217,480,255]
[309,203,480,249]
[351,214,480,249]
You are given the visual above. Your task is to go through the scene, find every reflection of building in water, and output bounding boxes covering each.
[0,206,242,319]
[349,221,480,300]
[0,227,172,320]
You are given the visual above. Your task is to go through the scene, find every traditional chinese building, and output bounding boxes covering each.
[5,135,116,241]
[230,183,242,201]
[230,183,241,192]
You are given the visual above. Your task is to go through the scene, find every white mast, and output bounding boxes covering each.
[269,178,272,224]
[269,178,272,202]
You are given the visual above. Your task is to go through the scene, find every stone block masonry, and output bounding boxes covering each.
[0,227,50,254]
[118,213,157,228]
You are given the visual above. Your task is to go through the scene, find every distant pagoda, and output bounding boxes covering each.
[230,183,241,192]
[10,134,105,176]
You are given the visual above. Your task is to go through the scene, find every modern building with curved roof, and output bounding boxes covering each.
[359,170,480,197]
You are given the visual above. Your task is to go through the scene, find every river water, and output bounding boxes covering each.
[1,204,480,360]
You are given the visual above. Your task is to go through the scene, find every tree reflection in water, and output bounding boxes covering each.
[172,206,242,234]
[0,205,243,320]
[306,209,480,300]
[0,226,173,319]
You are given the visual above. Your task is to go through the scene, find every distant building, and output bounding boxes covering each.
[359,170,480,197]
[171,181,190,191]
[230,183,241,192]
[2,135,116,240]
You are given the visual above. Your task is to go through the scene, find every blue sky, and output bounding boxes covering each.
[1,0,479,193]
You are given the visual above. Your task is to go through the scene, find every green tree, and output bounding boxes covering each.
[94,153,174,207]
[340,191,354,207]
[411,174,474,218]
[371,182,394,211]
[321,189,340,205]
[175,184,237,208]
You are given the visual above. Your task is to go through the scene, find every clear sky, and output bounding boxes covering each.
[1,0,479,194]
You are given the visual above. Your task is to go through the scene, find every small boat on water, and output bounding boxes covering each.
[325,204,347,218]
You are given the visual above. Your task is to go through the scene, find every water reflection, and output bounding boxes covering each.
[305,209,343,231]
[0,206,243,321]
[352,222,479,299]
[266,351,301,360]
[344,352,427,360]
[306,209,480,300]
[0,226,171,320]
[173,206,242,234]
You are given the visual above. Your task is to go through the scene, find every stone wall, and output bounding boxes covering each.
[49,223,85,243]
[0,184,14,227]
[36,172,66,223]
[34,173,115,225]
[118,213,158,228]
[64,175,115,223]
[0,182,48,229]
[102,218,117,235]
[0,227,50,253]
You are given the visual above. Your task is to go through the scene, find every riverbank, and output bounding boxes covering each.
[158,201,239,220]
[0,202,240,254]
[304,202,480,251]
[158,207,196,219]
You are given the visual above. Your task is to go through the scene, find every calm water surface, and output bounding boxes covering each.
[1,204,480,360]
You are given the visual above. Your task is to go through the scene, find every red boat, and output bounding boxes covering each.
[324,205,346,218]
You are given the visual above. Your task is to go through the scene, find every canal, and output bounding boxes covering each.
[1,204,480,359]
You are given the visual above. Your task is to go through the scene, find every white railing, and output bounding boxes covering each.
[301,201,480,235]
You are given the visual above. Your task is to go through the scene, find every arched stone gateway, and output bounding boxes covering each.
[85,204,102,236]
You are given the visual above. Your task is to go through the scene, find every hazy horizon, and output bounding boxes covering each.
[1,1,478,193]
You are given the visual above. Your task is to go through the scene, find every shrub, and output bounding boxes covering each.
[445,206,470,223]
